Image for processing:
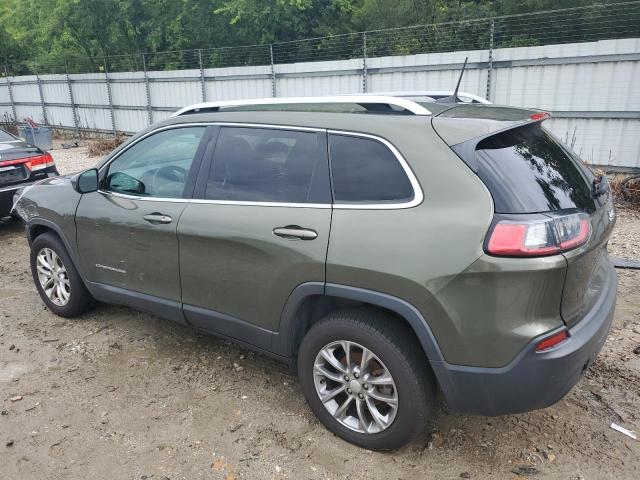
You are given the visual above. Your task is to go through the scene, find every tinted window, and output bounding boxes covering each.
[475,124,596,214]
[105,127,205,198]
[329,134,413,203]
[205,127,325,203]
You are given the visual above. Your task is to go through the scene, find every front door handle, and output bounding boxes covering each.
[273,226,318,240]
[143,213,173,224]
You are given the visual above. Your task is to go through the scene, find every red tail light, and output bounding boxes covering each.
[486,212,590,257]
[0,153,55,172]
[535,329,569,352]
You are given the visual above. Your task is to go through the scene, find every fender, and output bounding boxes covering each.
[274,282,460,399]
[25,217,95,292]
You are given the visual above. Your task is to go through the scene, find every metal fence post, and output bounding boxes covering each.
[142,53,153,125]
[3,66,18,123]
[33,64,49,125]
[104,57,117,133]
[485,19,495,101]
[362,33,368,93]
[65,63,80,134]
[198,49,206,102]
[269,44,276,97]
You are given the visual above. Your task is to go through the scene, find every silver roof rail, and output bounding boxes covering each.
[367,91,492,104]
[172,95,432,117]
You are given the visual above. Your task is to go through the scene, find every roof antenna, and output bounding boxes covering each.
[439,57,468,104]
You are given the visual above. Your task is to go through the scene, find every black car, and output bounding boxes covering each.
[0,128,58,218]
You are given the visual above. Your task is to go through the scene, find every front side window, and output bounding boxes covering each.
[204,127,325,203]
[105,127,205,198]
[329,134,414,204]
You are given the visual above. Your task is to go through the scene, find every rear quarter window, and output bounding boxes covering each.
[474,123,596,214]
[329,134,414,204]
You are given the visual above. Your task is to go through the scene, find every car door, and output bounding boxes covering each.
[76,125,210,319]
[178,125,331,349]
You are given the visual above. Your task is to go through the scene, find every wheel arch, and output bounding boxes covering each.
[26,218,85,282]
[276,283,448,371]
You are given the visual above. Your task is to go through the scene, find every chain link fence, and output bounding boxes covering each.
[2,1,639,76]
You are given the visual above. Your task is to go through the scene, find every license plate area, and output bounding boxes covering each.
[0,164,28,184]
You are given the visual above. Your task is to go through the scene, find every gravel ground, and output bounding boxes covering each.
[0,146,639,479]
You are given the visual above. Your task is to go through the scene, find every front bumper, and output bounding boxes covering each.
[437,262,617,416]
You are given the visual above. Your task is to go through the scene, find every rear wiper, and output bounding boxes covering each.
[592,174,608,198]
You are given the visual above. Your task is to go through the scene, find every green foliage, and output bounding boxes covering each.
[0,0,637,74]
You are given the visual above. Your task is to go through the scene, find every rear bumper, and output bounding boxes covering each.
[436,262,617,415]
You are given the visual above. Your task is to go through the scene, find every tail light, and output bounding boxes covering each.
[486,212,590,257]
[0,153,55,172]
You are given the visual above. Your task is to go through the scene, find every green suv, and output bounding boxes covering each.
[12,95,617,450]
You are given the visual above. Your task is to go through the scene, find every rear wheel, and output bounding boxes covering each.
[30,232,94,317]
[297,308,435,450]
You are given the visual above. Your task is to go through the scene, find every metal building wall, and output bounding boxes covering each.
[1,38,638,168]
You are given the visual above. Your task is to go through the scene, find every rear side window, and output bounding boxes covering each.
[475,124,596,214]
[329,134,413,203]
[204,127,328,203]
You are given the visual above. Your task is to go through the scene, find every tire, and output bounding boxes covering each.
[30,232,94,317]
[297,308,436,450]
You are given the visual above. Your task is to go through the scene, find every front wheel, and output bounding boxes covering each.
[30,232,94,317]
[297,309,436,450]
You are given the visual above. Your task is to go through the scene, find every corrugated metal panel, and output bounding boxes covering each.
[72,82,109,106]
[149,69,201,108]
[2,39,638,167]
[41,80,71,104]
[0,83,10,104]
[15,104,42,123]
[114,109,149,133]
[11,76,38,103]
[45,106,75,128]
[76,107,113,131]
[546,118,640,168]
[110,81,146,107]
[206,78,271,101]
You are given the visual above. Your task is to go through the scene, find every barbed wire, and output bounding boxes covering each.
[2,1,640,76]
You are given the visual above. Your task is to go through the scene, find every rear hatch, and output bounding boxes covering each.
[433,105,616,328]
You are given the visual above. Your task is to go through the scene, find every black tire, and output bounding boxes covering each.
[30,232,94,317]
[297,308,436,450]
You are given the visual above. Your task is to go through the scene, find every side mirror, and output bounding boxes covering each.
[107,171,145,195]
[72,168,99,194]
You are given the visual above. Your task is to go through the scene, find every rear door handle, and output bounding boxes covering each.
[143,213,173,224]
[273,226,318,240]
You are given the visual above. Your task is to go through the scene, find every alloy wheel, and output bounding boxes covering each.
[36,247,71,306]
[313,340,398,434]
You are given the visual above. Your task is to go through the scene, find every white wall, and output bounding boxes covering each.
[1,38,638,168]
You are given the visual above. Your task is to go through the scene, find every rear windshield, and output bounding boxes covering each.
[475,123,596,214]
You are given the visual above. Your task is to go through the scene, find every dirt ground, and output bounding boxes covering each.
[1,146,639,479]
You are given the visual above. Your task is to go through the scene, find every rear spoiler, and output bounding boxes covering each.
[432,108,552,172]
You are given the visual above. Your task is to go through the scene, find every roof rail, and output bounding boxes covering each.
[367,91,491,104]
[172,95,432,117]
